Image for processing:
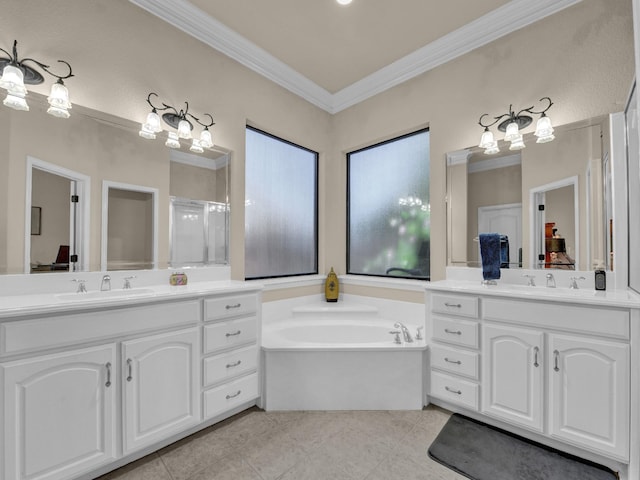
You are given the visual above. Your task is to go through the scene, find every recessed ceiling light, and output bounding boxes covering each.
[336,0,352,5]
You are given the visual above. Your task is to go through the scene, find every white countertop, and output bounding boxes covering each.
[427,279,640,308]
[0,281,262,319]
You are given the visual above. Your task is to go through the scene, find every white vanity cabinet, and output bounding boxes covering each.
[122,327,200,454]
[2,344,117,480]
[482,323,544,432]
[428,293,480,411]
[202,293,260,420]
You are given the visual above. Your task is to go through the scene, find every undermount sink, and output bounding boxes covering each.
[56,288,156,301]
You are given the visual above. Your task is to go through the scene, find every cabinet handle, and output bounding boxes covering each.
[533,346,539,368]
[226,360,242,368]
[444,302,462,308]
[445,386,462,395]
[105,362,112,387]
[444,328,462,335]
[225,303,241,310]
[126,358,133,382]
[226,390,242,400]
[553,350,560,372]
[226,330,242,337]
[444,357,462,365]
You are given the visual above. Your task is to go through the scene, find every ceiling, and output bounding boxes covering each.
[130,0,582,113]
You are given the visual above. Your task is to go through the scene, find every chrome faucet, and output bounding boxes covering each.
[522,274,536,286]
[101,274,111,291]
[569,276,586,289]
[123,275,136,290]
[546,273,556,288]
[394,322,414,343]
[72,278,87,293]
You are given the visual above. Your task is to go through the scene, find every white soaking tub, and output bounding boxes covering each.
[262,303,427,411]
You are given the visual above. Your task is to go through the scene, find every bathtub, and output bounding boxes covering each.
[262,303,427,410]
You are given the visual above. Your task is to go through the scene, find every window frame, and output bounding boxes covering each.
[244,125,319,280]
[346,128,430,281]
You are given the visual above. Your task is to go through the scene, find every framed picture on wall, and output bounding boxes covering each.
[31,206,41,235]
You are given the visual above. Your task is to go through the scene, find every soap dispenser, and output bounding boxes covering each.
[325,267,339,302]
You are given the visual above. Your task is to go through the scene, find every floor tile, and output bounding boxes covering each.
[186,453,263,480]
[96,454,171,480]
[276,451,360,480]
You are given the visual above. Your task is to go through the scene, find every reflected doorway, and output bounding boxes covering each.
[25,157,89,273]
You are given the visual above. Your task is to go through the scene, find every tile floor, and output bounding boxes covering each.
[98,405,466,480]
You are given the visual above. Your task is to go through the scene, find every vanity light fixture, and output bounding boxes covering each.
[139,92,215,152]
[0,40,74,117]
[337,0,353,4]
[478,97,554,154]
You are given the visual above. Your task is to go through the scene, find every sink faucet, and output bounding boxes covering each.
[72,278,87,293]
[394,322,414,343]
[101,274,111,291]
[569,276,586,289]
[546,273,556,288]
[522,274,536,286]
[123,275,136,290]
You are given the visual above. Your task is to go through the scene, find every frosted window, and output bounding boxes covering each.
[245,127,318,279]
[348,129,430,279]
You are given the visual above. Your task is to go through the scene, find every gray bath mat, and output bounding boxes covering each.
[428,414,618,480]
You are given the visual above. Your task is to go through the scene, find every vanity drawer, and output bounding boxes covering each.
[430,344,479,379]
[203,317,257,353]
[203,373,259,419]
[430,371,479,411]
[432,316,479,349]
[431,293,479,318]
[483,298,630,340]
[203,345,258,388]
[204,294,257,322]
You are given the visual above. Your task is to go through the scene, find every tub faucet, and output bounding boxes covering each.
[546,273,556,288]
[394,322,414,343]
[101,274,111,291]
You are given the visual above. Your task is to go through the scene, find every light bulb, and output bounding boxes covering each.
[336,0,352,4]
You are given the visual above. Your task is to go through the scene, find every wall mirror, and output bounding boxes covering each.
[447,116,610,272]
[0,92,230,275]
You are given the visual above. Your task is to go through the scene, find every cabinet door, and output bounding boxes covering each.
[549,334,629,460]
[122,327,200,454]
[2,344,117,480]
[482,323,544,432]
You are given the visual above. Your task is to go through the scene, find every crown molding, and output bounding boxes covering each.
[130,0,582,114]
[446,149,473,166]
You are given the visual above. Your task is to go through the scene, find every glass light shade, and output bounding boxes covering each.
[0,65,27,96]
[138,124,156,140]
[190,138,204,154]
[47,83,71,118]
[177,119,192,139]
[144,111,162,133]
[3,92,29,111]
[483,141,500,155]
[200,129,213,148]
[509,134,525,151]
[536,132,555,144]
[535,115,554,138]
[504,122,519,142]
[478,129,495,149]
[165,131,181,149]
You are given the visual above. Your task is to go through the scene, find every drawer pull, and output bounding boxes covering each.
[444,357,462,365]
[226,360,242,368]
[553,350,560,372]
[226,330,242,338]
[444,302,462,308]
[226,390,242,400]
[444,328,462,335]
[226,303,241,310]
[445,386,462,395]
[533,346,539,368]
[126,358,133,382]
[105,362,112,387]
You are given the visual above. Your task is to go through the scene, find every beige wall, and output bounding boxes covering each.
[1,0,634,299]
[170,162,225,203]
